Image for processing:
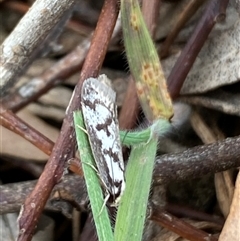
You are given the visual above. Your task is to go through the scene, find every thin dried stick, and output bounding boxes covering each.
[142,0,161,38]
[3,37,91,112]
[0,175,86,215]
[0,105,54,156]
[160,0,205,58]
[149,203,218,241]
[119,77,139,129]
[166,203,224,226]
[0,0,78,96]
[154,135,240,184]
[167,0,229,99]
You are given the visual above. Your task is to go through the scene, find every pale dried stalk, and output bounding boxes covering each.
[0,0,78,96]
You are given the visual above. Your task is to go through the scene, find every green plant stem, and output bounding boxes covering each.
[73,111,114,241]
[114,129,158,241]
[115,119,171,241]
[120,128,151,146]
[120,119,171,146]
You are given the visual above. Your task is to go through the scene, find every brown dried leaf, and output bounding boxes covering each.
[180,89,240,116]
[181,17,240,94]
[162,8,239,95]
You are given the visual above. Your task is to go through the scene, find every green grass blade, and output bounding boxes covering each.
[121,0,173,121]
[73,111,114,241]
[115,119,171,241]
[120,128,151,146]
[114,136,157,241]
[120,119,171,147]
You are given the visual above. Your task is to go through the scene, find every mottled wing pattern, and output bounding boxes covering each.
[81,75,125,204]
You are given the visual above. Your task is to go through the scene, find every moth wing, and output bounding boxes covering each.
[81,76,125,199]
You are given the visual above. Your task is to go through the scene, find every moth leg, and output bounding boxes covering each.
[80,160,110,215]
[98,191,110,216]
[81,162,110,198]
[81,160,98,173]
[81,161,108,190]
[76,124,88,135]
[81,161,108,193]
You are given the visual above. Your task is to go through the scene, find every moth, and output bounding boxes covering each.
[81,75,125,206]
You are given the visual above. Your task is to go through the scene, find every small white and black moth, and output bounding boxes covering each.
[81,75,125,206]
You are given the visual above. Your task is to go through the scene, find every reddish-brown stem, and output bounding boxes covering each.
[160,0,204,58]
[167,0,229,99]
[149,204,218,241]
[17,1,119,240]
[142,0,161,38]
[119,77,139,129]
[0,105,54,156]
[166,203,224,226]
